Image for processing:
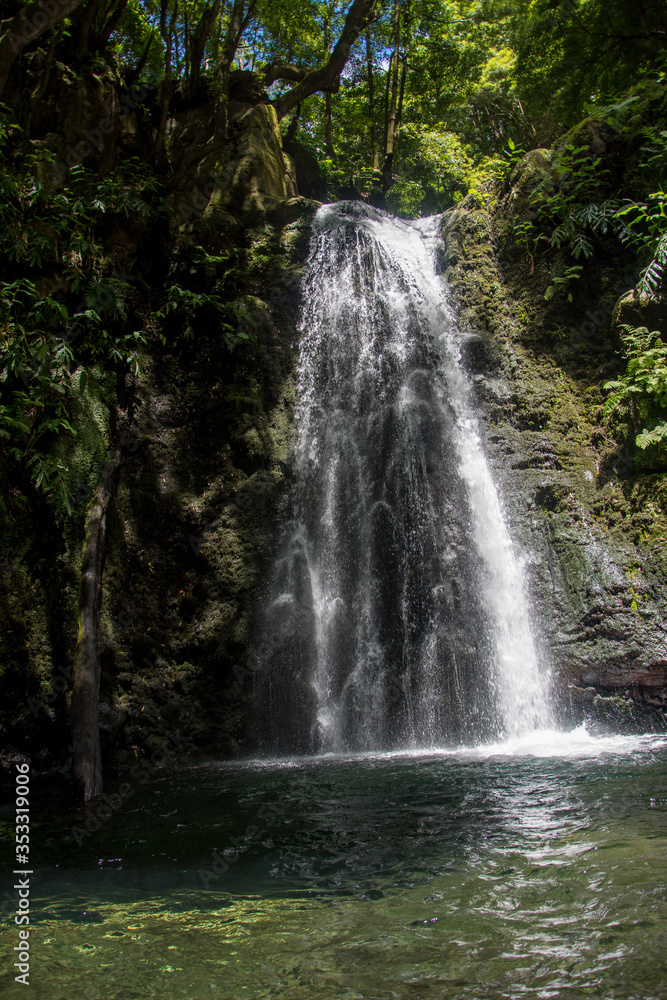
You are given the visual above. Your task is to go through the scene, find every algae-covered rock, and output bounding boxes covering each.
[203,103,290,220]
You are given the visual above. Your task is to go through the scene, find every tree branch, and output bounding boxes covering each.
[0,0,87,96]
[127,27,154,85]
[274,0,378,121]
[93,0,129,53]
[262,61,309,86]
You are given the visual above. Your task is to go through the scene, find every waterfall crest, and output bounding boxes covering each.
[254,202,550,754]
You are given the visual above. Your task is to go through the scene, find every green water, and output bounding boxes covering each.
[1,728,667,999]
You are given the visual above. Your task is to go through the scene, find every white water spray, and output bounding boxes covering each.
[255,202,551,753]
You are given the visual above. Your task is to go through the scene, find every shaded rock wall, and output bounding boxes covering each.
[0,72,317,772]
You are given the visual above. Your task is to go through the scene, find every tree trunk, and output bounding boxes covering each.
[382,52,391,153]
[215,0,254,137]
[365,27,378,171]
[74,0,98,59]
[395,51,407,151]
[156,0,178,158]
[382,0,400,187]
[283,101,301,144]
[0,0,86,97]
[322,5,334,158]
[30,20,63,102]
[324,90,334,158]
[70,456,118,801]
[187,0,220,97]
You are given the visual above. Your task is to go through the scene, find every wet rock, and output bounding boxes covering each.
[460,333,499,373]
[442,186,667,727]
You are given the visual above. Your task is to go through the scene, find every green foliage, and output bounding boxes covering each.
[511,216,546,277]
[0,114,153,514]
[543,265,583,303]
[0,275,146,512]
[514,77,667,303]
[532,143,618,256]
[617,193,667,297]
[386,178,426,218]
[1,286,77,515]
[509,0,665,135]
[156,285,250,352]
[604,325,667,463]
[387,125,473,213]
[503,136,527,176]
[1,0,666,512]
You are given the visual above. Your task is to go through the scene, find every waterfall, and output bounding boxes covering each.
[253,202,551,754]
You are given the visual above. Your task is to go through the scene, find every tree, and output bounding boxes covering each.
[509,0,667,136]
[0,0,87,95]
[268,0,379,121]
[70,456,118,800]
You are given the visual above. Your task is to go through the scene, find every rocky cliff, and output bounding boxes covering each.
[0,65,319,772]
[442,179,667,730]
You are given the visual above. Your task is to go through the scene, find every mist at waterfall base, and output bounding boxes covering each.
[1,206,666,1000]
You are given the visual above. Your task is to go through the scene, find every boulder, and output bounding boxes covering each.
[283,141,327,200]
[503,149,555,216]
[611,289,667,335]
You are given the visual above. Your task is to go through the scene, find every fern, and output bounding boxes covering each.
[637,231,667,297]
[569,229,594,259]
[604,326,667,462]
[636,423,667,450]
[616,193,667,297]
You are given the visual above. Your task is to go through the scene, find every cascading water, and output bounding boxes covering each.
[254,201,551,754]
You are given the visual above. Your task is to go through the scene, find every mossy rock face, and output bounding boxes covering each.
[502,149,555,217]
[193,103,290,222]
[442,187,667,730]
[0,77,318,770]
[95,314,300,761]
[86,146,310,763]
